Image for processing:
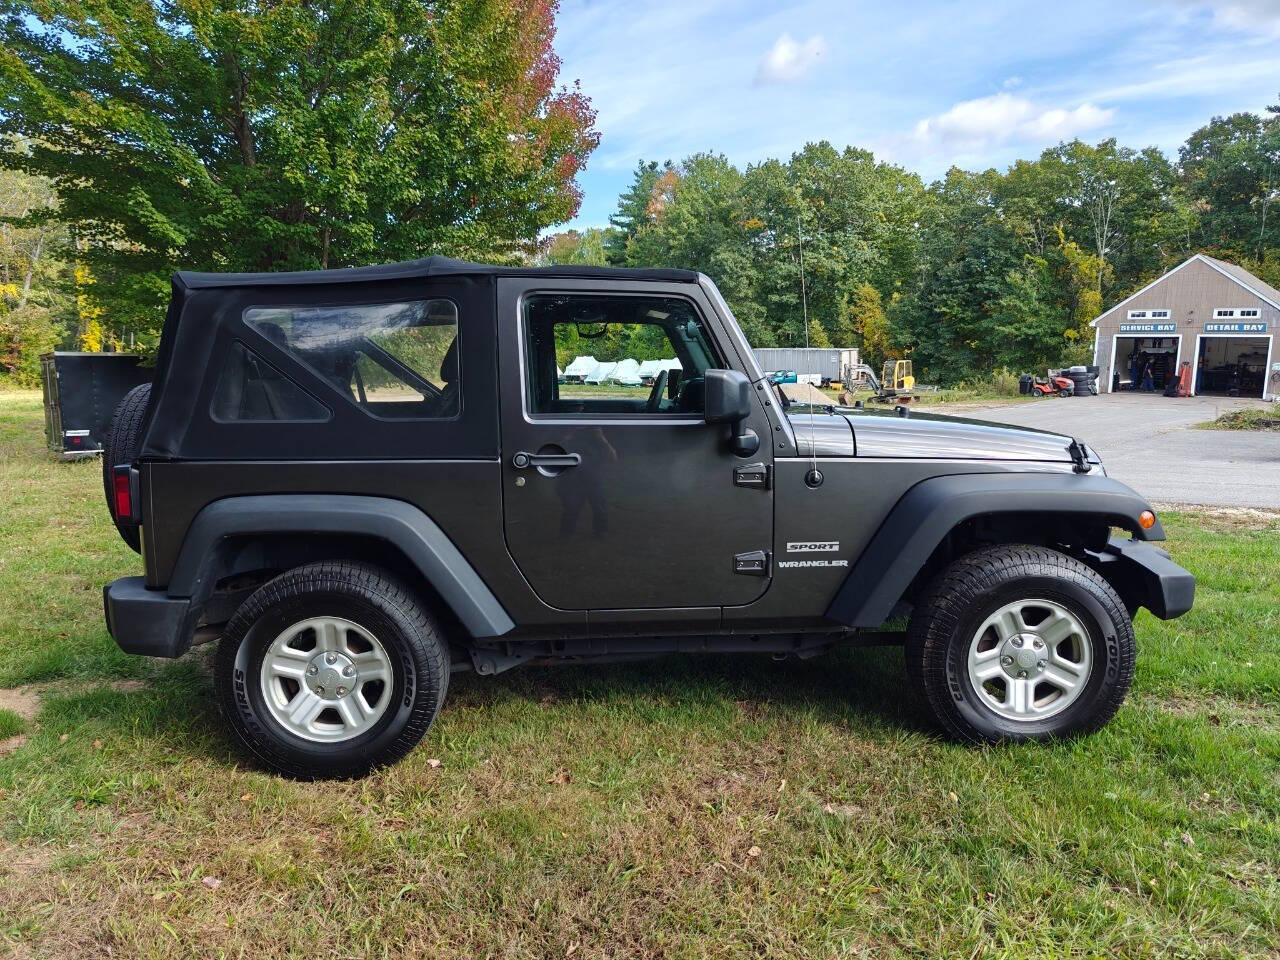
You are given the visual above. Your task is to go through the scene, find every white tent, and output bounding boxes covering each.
[584,361,617,384]
[637,359,664,382]
[562,355,597,382]
[607,358,642,386]
[662,357,683,372]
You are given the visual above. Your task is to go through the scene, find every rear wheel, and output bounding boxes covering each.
[906,544,1134,744]
[215,561,449,779]
[102,382,151,553]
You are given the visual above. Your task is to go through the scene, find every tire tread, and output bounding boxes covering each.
[214,560,449,780]
[906,544,1135,744]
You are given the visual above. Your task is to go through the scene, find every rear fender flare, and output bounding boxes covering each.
[825,472,1162,628]
[168,494,514,638]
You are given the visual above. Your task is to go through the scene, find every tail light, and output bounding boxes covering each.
[112,465,138,523]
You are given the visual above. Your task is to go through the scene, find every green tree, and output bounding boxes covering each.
[0,164,71,381]
[894,168,1022,382]
[844,282,889,369]
[1180,104,1280,262]
[605,160,673,265]
[0,0,599,345]
[537,227,614,266]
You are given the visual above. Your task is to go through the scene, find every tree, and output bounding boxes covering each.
[605,160,672,264]
[537,227,613,266]
[844,282,889,368]
[0,164,70,381]
[1180,105,1280,261]
[893,168,1023,381]
[0,0,599,346]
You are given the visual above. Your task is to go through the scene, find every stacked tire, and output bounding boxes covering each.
[1066,366,1098,397]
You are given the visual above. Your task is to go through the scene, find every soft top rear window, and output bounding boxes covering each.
[245,300,460,420]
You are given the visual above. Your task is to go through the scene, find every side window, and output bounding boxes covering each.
[210,342,330,422]
[522,294,718,416]
[244,299,460,419]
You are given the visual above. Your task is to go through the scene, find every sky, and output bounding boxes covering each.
[552,0,1280,229]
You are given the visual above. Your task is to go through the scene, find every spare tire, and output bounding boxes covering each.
[102,382,151,553]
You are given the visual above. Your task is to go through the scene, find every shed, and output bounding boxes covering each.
[1090,254,1276,399]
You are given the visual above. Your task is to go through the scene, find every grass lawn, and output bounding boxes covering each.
[1,386,1278,958]
[1194,407,1280,431]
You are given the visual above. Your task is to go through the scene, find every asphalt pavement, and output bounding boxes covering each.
[936,393,1280,508]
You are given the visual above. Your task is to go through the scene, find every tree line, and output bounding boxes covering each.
[1,0,1276,390]
[0,0,598,381]
[542,102,1280,383]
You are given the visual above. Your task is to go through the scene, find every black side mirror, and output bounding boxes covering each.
[703,369,760,456]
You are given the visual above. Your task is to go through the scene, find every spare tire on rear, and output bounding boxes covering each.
[102,382,151,554]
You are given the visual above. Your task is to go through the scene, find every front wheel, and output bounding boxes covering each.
[906,544,1135,744]
[215,561,449,779]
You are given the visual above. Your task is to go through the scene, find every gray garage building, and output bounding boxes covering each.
[1091,253,1277,400]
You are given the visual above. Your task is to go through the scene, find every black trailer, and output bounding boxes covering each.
[40,352,151,460]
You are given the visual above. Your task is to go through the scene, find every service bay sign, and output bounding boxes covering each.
[1204,321,1268,333]
[1118,322,1177,333]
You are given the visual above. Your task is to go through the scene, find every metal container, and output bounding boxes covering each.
[753,347,860,386]
[40,352,151,460]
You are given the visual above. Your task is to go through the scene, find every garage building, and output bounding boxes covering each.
[1091,254,1277,400]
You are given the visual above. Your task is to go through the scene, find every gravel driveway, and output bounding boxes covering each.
[938,394,1280,508]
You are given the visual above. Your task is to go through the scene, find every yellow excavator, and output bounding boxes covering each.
[872,359,917,403]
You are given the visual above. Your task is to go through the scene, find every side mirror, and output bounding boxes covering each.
[703,369,760,457]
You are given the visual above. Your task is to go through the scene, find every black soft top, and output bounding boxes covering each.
[143,256,703,461]
[177,256,700,289]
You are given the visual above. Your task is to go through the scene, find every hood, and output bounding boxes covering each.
[788,406,1095,463]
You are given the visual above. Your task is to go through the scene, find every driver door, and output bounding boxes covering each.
[496,279,774,611]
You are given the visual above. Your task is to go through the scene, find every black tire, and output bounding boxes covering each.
[906,544,1135,744]
[102,382,151,553]
[214,561,450,780]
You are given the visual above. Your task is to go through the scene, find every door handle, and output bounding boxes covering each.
[512,451,581,469]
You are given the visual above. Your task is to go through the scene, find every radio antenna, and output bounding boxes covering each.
[797,213,821,488]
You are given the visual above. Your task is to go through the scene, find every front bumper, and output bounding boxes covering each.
[1090,537,1195,620]
[103,576,193,658]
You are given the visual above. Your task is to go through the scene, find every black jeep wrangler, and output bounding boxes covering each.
[101,258,1194,779]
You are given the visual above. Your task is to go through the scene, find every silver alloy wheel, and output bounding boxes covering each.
[966,598,1093,722]
[260,616,394,743]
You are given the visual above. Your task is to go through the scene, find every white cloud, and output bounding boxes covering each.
[914,93,1115,149]
[1178,0,1280,34]
[755,32,830,84]
[1025,102,1114,137]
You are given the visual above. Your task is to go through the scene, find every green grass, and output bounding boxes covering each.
[559,382,651,399]
[0,708,22,739]
[1,388,1279,958]
[1193,407,1280,431]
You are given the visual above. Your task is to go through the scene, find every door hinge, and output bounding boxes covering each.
[733,462,771,489]
[733,549,771,576]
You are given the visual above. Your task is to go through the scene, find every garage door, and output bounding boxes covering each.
[1194,335,1273,398]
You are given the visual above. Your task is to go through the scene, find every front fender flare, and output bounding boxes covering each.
[825,472,1162,628]
[168,494,515,638]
